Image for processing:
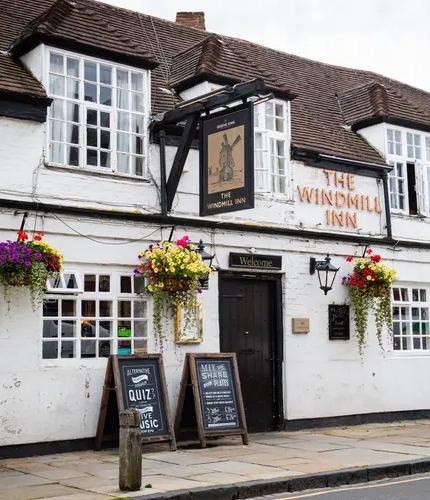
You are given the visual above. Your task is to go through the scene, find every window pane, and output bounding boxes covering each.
[119,301,132,317]
[81,320,96,337]
[117,154,129,173]
[100,301,113,317]
[84,274,96,292]
[87,109,97,126]
[62,300,76,316]
[50,53,64,73]
[51,143,64,164]
[87,128,97,147]
[100,321,113,337]
[131,135,143,155]
[132,156,144,177]
[118,90,129,109]
[50,99,64,119]
[81,340,96,358]
[134,276,146,294]
[61,340,75,358]
[66,124,80,145]
[67,146,79,166]
[100,65,112,85]
[67,103,80,123]
[43,320,58,338]
[134,339,147,353]
[82,300,96,317]
[275,117,284,132]
[99,340,111,358]
[84,83,97,102]
[134,301,147,318]
[100,112,110,128]
[61,320,76,338]
[100,130,111,150]
[84,61,97,82]
[100,152,110,168]
[50,75,65,96]
[100,86,112,106]
[131,73,143,92]
[131,115,144,134]
[44,300,59,317]
[66,58,79,78]
[51,121,64,142]
[121,276,132,293]
[99,275,110,292]
[118,112,130,131]
[388,142,394,155]
[275,103,284,117]
[66,78,79,99]
[117,70,129,88]
[134,320,147,337]
[43,342,58,359]
[117,133,130,152]
[131,92,144,112]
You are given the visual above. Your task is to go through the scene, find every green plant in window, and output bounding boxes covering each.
[343,249,396,355]
[135,236,215,348]
[0,230,63,311]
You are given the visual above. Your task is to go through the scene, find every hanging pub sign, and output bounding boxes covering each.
[199,103,254,217]
[174,353,249,448]
[95,354,176,451]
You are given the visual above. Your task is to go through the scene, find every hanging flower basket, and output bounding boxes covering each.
[135,235,216,348]
[0,230,63,310]
[162,277,191,292]
[343,249,396,355]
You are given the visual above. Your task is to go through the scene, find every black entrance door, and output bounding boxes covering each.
[219,275,281,432]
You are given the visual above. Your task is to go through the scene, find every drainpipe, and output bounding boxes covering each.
[381,172,392,239]
[158,130,168,216]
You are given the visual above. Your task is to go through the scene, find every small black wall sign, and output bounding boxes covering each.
[229,253,282,270]
[174,353,249,448]
[95,355,176,450]
[328,305,350,340]
[199,103,254,217]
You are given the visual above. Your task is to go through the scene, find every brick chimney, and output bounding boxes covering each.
[175,12,206,30]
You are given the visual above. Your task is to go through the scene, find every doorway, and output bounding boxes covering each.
[218,273,283,432]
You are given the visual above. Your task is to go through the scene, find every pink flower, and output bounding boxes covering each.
[346,256,353,262]
[176,235,190,248]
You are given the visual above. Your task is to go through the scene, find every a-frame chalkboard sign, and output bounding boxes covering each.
[174,353,248,448]
[95,354,176,451]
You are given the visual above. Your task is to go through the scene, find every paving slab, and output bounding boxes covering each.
[0,484,82,500]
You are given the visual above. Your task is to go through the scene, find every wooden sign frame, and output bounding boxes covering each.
[95,354,176,451]
[174,353,249,448]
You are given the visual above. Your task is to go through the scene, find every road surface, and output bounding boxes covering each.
[249,474,430,500]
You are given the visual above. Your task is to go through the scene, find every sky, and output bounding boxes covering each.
[99,0,430,92]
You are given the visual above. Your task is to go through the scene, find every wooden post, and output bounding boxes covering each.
[119,409,142,492]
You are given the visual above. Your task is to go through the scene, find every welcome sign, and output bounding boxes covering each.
[229,252,282,270]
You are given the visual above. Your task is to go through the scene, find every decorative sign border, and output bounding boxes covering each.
[199,103,254,217]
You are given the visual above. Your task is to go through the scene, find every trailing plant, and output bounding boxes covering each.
[0,230,63,310]
[342,249,396,355]
[135,236,214,347]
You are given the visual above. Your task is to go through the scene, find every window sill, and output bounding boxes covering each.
[390,350,430,358]
[45,163,151,183]
[391,211,429,220]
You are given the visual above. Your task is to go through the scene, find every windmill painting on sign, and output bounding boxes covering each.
[199,103,255,217]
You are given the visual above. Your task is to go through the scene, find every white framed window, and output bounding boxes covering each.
[407,132,422,160]
[388,161,407,211]
[416,161,430,216]
[425,137,430,162]
[42,272,148,360]
[46,271,83,293]
[392,285,430,352]
[46,48,149,177]
[254,100,290,195]
[387,128,402,156]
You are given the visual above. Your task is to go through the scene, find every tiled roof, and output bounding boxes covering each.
[0,53,48,101]
[1,0,430,165]
[338,80,430,130]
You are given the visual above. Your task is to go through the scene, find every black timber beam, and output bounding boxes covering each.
[166,113,200,212]
[153,78,267,126]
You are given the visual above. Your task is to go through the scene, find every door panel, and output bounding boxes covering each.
[219,277,276,432]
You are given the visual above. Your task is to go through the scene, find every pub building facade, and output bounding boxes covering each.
[1,0,430,454]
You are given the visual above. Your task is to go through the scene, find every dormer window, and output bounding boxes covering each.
[46,48,149,177]
[254,100,290,196]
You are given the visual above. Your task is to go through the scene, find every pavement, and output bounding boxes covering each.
[3,420,430,499]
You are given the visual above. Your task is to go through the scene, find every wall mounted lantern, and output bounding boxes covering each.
[196,240,215,290]
[309,253,340,295]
